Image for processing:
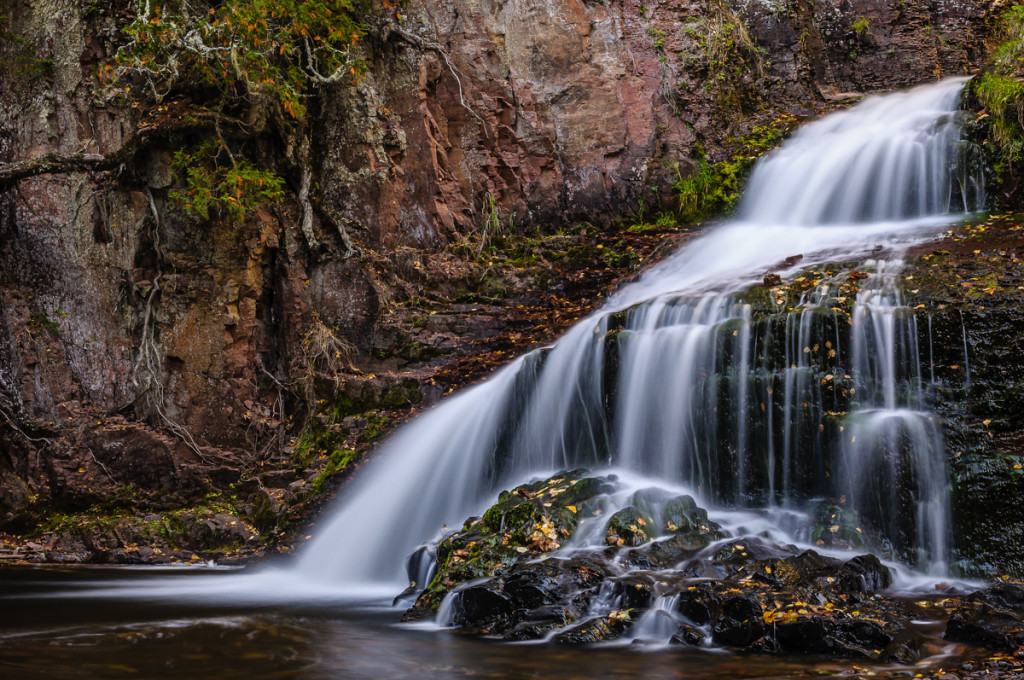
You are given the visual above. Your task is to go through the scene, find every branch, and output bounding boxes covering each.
[0,148,135,186]
[0,110,253,188]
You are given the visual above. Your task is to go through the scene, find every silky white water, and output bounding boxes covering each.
[291,77,980,589]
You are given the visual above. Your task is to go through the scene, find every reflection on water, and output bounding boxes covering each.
[0,567,970,680]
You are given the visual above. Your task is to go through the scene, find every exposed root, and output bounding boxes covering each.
[391,26,489,136]
[130,188,211,464]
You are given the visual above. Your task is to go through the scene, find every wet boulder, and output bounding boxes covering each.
[669,623,706,646]
[808,500,869,551]
[675,582,722,625]
[605,505,656,547]
[444,585,517,632]
[771,617,891,658]
[502,556,607,611]
[946,603,1024,650]
[730,548,891,595]
[603,574,656,611]
[436,554,609,637]
[505,597,591,641]
[406,469,614,617]
[682,537,797,579]
[551,613,632,645]
[712,595,766,646]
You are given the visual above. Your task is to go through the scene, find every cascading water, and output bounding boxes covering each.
[297,78,982,588]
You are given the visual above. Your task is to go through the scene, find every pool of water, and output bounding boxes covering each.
[0,566,974,680]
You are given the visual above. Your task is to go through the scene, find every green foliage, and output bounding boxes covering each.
[682,0,767,110]
[648,26,666,51]
[974,5,1024,167]
[851,16,870,36]
[0,14,55,78]
[114,0,369,117]
[992,4,1024,73]
[28,310,62,336]
[976,73,1024,164]
[671,117,795,223]
[673,153,716,222]
[169,140,286,220]
[114,1,370,223]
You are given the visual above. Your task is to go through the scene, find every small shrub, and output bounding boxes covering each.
[169,140,286,221]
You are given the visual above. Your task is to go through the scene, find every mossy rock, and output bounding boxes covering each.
[605,505,655,547]
[411,469,617,616]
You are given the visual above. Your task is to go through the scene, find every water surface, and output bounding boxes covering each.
[0,566,970,680]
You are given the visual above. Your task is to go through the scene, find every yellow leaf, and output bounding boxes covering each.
[566,505,577,513]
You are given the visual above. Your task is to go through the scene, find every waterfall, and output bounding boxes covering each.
[297,78,980,585]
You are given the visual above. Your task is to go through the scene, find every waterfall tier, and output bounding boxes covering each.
[297,78,981,585]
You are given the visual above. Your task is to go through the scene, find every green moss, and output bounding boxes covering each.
[358,414,391,444]
[975,73,1024,165]
[291,421,348,467]
[310,448,360,493]
[28,311,60,336]
[851,16,870,36]
[671,117,797,224]
[605,506,655,547]
[414,471,611,613]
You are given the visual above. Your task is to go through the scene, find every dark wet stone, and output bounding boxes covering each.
[405,544,436,588]
[449,585,517,631]
[623,530,721,570]
[840,554,892,592]
[880,640,921,664]
[552,615,631,645]
[979,583,1024,609]
[772,616,890,658]
[605,505,655,547]
[774,618,834,654]
[713,537,798,564]
[606,574,655,611]
[839,619,892,648]
[712,595,765,646]
[505,597,590,641]
[946,605,1024,650]
[503,557,605,609]
[670,623,707,646]
[676,583,721,625]
[732,549,891,595]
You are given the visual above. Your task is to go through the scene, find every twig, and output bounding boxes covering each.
[88,449,118,484]
[0,406,52,445]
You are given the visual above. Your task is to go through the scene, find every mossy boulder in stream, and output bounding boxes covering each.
[403,470,617,617]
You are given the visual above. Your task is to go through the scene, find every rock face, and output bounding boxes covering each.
[330,0,997,247]
[0,0,1005,545]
